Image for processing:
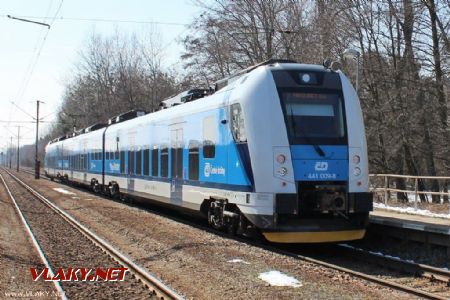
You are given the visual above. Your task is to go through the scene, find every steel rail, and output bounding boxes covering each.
[271,247,449,300]
[2,168,184,300]
[0,173,68,300]
[370,174,450,180]
[336,244,450,286]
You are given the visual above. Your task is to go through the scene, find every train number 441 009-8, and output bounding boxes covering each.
[307,173,337,179]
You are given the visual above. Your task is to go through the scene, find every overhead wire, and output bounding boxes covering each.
[5,0,64,144]
[7,0,55,124]
[7,0,64,148]
[1,15,190,27]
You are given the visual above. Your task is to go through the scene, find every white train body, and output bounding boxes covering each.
[45,61,372,243]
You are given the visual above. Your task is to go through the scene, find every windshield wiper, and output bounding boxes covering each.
[289,105,325,157]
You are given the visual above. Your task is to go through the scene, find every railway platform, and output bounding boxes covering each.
[369,209,450,258]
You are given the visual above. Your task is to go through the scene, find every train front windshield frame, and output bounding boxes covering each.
[279,91,348,145]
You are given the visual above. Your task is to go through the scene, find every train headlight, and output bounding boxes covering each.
[353,155,360,164]
[276,154,286,164]
[279,167,288,176]
[353,167,361,176]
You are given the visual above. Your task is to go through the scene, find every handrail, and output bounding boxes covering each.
[369,174,450,211]
[370,174,450,180]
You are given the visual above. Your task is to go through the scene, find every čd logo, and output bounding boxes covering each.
[314,162,328,171]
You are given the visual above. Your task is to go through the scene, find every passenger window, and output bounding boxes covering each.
[143,149,150,176]
[136,150,142,175]
[120,151,125,173]
[151,148,159,176]
[203,140,215,159]
[128,150,135,174]
[188,141,199,180]
[161,146,169,177]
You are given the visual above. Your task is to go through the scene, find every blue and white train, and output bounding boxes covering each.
[45,60,372,243]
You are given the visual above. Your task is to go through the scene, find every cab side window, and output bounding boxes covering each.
[230,103,247,143]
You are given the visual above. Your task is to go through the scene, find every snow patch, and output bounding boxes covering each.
[340,243,416,264]
[53,188,76,195]
[227,259,250,265]
[258,271,302,287]
[374,203,450,219]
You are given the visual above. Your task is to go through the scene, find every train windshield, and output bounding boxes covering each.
[281,92,347,145]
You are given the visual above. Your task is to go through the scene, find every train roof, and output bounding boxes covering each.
[48,60,337,146]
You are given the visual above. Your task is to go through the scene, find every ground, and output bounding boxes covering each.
[0,171,419,299]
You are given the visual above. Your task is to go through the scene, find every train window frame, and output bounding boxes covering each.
[151,147,159,176]
[120,151,125,173]
[128,149,135,175]
[203,140,215,159]
[80,155,85,171]
[160,146,169,178]
[143,148,150,176]
[188,141,200,180]
[170,144,183,179]
[136,149,142,175]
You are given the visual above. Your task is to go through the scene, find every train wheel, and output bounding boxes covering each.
[103,185,111,197]
[109,183,120,199]
[207,201,225,230]
[207,200,240,234]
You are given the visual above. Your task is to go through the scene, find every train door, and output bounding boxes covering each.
[170,128,183,205]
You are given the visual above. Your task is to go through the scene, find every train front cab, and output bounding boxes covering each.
[251,66,372,243]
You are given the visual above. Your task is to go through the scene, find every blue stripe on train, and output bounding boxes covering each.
[54,169,251,192]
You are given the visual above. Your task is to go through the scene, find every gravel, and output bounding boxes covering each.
[11,169,421,299]
[1,171,155,300]
[0,177,57,299]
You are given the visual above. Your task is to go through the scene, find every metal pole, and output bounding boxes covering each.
[384,175,388,205]
[414,178,418,210]
[17,126,20,172]
[9,136,12,169]
[35,100,40,179]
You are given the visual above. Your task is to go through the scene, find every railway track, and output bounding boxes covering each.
[336,244,450,285]
[281,244,450,300]
[15,167,450,299]
[1,168,184,300]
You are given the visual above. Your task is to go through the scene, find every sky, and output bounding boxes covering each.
[0,0,201,152]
